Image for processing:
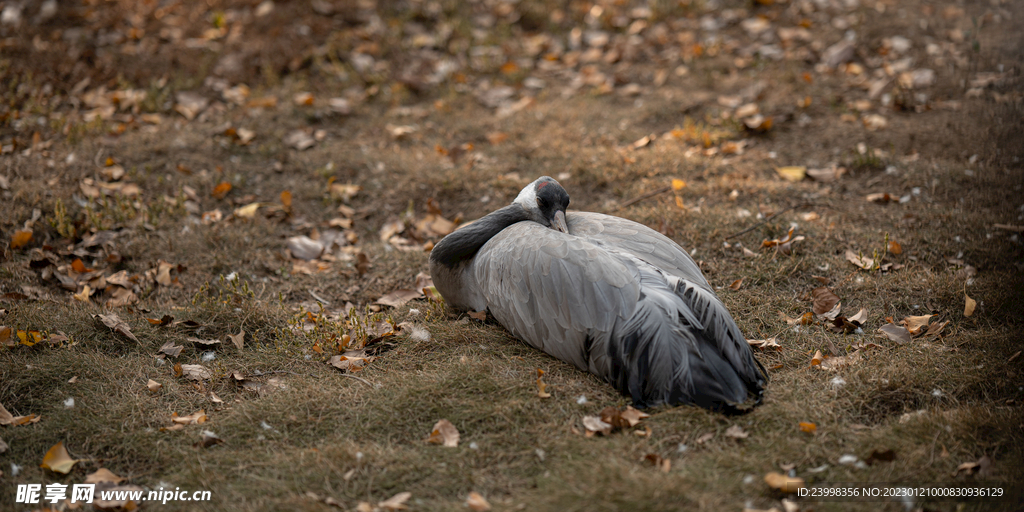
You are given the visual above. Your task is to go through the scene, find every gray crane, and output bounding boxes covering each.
[429,176,765,412]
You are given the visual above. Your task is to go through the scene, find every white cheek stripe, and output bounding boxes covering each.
[514,180,539,209]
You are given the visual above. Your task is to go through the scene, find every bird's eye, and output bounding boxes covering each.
[537,198,547,208]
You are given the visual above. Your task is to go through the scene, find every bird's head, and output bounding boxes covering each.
[513,176,570,233]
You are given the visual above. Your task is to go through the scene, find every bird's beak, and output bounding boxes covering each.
[551,210,568,233]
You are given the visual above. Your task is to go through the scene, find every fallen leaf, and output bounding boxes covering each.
[819,351,862,370]
[582,415,613,436]
[40,441,78,474]
[180,364,212,380]
[619,406,650,427]
[376,289,422,308]
[228,329,245,350]
[466,491,491,511]
[783,312,814,326]
[10,229,33,249]
[329,355,366,372]
[95,313,139,343]
[811,286,840,315]
[159,341,183,357]
[212,181,232,199]
[147,379,162,392]
[198,430,224,448]
[902,314,935,335]
[379,491,412,510]
[764,472,805,493]
[775,166,807,182]
[724,425,749,439]
[695,432,715,444]
[799,422,817,434]
[865,448,896,464]
[85,468,125,484]
[329,182,361,201]
[964,292,976,317]
[427,419,460,447]
[845,250,874,270]
[171,409,207,425]
[72,284,92,302]
[729,278,743,291]
[878,323,912,343]
[467,310,486,321]
[285,130,316,150]
[811,349,824,366]
[644,453,672,473]
[847,308,868,325]
[748,337,780,349]
[865,192,896,204]
[234,202,261,218]
[671,179,686,190]
[536,368,551,398]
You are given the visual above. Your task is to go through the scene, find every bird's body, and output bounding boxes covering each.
[429,177,765,411]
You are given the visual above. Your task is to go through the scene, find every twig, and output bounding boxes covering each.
[725,202,822,240]
[613,185,672,211]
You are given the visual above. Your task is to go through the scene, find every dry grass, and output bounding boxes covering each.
[3,0,1024,511]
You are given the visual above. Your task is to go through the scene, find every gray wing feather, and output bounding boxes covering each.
[566,212,709,290]
[474,221,638,373]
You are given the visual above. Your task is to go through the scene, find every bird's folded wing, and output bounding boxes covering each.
[473,221,640,372]
[565,212,710,290]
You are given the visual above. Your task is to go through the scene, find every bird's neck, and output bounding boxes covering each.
[430,204,529,268]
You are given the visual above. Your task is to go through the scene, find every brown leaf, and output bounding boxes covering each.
[619,406,650,427]
[748,337,780,349]
[85,468,125,485]
[188,337,222,348]
[811,286,840,315]
[376,289,422,308]
[582,415,613,436]
[810,350,824,366]
[818,351,862,370]
[865,192,896,203]
[95,313,139,343]
[964,292,977,317]
[467,310,487,321]
[147,379,162,392]
[729,278,743,291]
[379,491,412,510]
[40,441,78,474]
[798,422,817,434]
[180,364,212,380]
[695,432,715,444]
[466,491,491,511]
[902,314,935,335]
[845,249,874,270]
[228,329,245,350]
[329,355,367,372]
[147,315,174,326]
[426,419,460,447]
[764,471,805,493]
[866,448,896,465]
[724,425,749,439]
[878,323,912,343]
[198,430,224,448]
[171,409,207,425]
[158,341,183,357]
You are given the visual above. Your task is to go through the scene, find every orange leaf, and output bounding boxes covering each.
[281,190,292,210]
[212,182,232,199]
[799,421,817,433]
[41,441,78,474]
[10,229,33,249]
[71,258,88,273]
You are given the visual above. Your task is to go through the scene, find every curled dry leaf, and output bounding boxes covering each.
[811,286,841,316]
[85,468,125,485]
[729,278,743,291]
[775,166,807,182]
[846,250,874,270]
[902,315,935,335]
[159,341,183,357]
[964,292,977,317]
[379,491,412,511]
[747,337,780,349]
[329,355,366,372]
[810,350,824,366]
[724,425,749,439]
[466,491,491,511]
[95,313,139,343]
[536,368,551,398]
[228,329,245,350]
[146,379,162,392]
[180,364,212,380]
[171,409,207,425]
[764,471,805,493]
[41,441,79,474]
[582,415,613,436]
[426,419,460,448]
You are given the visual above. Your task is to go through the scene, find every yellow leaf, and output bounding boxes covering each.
[775,166,807,182]
[536,368,551,398]
[40,441,79,474]
[675,196,686,210]
[764,471,805,493]
[73,284,92,303]
[964,293,976,317]
[85,467,125,484]
[798,421,817,433]
[902,314,935,335]
[233,202,261,218]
